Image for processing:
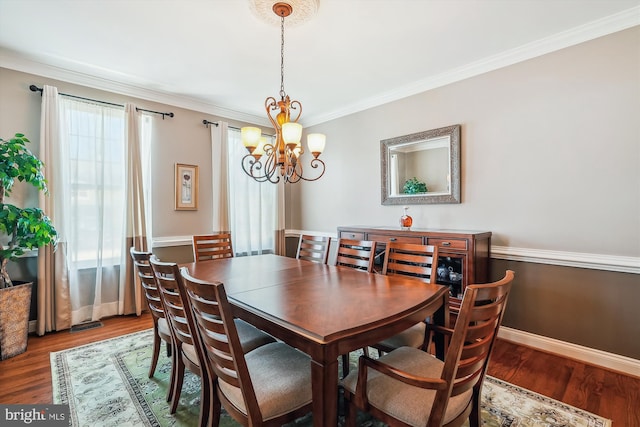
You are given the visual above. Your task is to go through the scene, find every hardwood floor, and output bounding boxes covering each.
[1,313,638,426]
[0,313,156,406]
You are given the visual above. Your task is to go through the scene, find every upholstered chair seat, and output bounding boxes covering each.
[181,343,200,367]
[218,342,312,420]
[374,322,426,350]
[342,346,472,426]
[235,319,277,352]
[157,317,171,339]
[343,271,515,427]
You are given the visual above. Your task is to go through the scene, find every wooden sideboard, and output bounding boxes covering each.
[337,226,491,309]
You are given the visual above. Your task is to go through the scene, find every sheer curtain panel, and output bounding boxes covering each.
[227,129,282,256]
[37,85,72,334]
[58,98,126,324]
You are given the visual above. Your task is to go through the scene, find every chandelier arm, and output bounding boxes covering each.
[242,155,268,182]
[288,155,303,183]
[262,149,282,184]
[264,96,280,130]
[295,158,326,182]
[289,99,302,123]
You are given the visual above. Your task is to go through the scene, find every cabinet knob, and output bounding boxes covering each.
[442,241,451,246]
[389,238,397,241]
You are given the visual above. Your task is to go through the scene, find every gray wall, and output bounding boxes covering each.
[1,27,638,359]
[290,27,639,256]
[289,27,640,359]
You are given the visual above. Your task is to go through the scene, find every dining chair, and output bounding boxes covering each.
[371,242,439,355]
[150,258,277,425]
[334,238,377,376]
[180,268,313,426]
[192,232,234,262]
[335,238,377,272]
[149,257,209,424]
[129,247,172,378]
[342,270,514,427]
[296,234,330,264]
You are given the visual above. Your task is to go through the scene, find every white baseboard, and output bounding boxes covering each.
[498,326,640,378]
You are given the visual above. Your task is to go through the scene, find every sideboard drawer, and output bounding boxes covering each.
[369,234,423,245]
[428,238,468,250]
[339,231,366,240]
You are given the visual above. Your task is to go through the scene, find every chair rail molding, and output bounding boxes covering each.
[152,232,640,274]
[491,245,640,274]
[152,235,194,248]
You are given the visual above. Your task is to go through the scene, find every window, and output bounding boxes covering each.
[60,99,126,269]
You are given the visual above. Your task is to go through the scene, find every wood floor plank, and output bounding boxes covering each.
[0,313,154,404]
[1,314,638,426]
[485,339,640,426]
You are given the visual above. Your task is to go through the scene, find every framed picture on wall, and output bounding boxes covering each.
[175,163,199,210]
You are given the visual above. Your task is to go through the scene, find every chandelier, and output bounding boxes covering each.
[241,2,326,184]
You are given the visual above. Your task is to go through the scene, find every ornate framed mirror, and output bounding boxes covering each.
[381,124,461,205]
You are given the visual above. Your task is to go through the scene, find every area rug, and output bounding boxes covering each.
[51,329,611,427]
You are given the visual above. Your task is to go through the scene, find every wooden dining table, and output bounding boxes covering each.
[183,254,449,427]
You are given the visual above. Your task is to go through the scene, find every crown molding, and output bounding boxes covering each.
[6,7,635,130]
[0,49,271,127]
[304,6,640,126]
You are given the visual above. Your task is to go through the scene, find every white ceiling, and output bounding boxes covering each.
[1,0,639,127]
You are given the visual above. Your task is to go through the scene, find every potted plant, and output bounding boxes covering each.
[0,133,57,359]
[403,177,428,194]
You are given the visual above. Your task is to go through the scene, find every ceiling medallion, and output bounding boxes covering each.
[249,0,319,27]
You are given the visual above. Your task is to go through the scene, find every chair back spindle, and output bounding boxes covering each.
[192,233,234,262]
[335,238,377,272]
[382,242,438,283]
[296,234,330,264]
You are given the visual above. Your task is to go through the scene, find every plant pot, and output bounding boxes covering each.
[0,282,33,360]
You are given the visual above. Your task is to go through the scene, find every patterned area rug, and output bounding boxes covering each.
[51,329,611,427]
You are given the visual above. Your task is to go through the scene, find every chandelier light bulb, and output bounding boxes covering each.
[282,122,302,147]
[307,133,326,157]
[241,127,262,150]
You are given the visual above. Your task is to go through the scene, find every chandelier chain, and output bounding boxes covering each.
[280,13,285,99]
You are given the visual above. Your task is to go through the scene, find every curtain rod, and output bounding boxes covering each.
[202,120,275,137]
[202,119,239,131]
[29,85,175,120]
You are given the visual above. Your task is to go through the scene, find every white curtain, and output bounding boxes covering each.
[227,128,281,256]
[58,97,126,324]
[211,122,230,232]
[37,85,72,334]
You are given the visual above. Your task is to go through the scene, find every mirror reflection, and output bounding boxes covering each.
[381,124,461,205]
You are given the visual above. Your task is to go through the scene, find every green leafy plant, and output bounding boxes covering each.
[0,133,57,289]
[403,177,428,194]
